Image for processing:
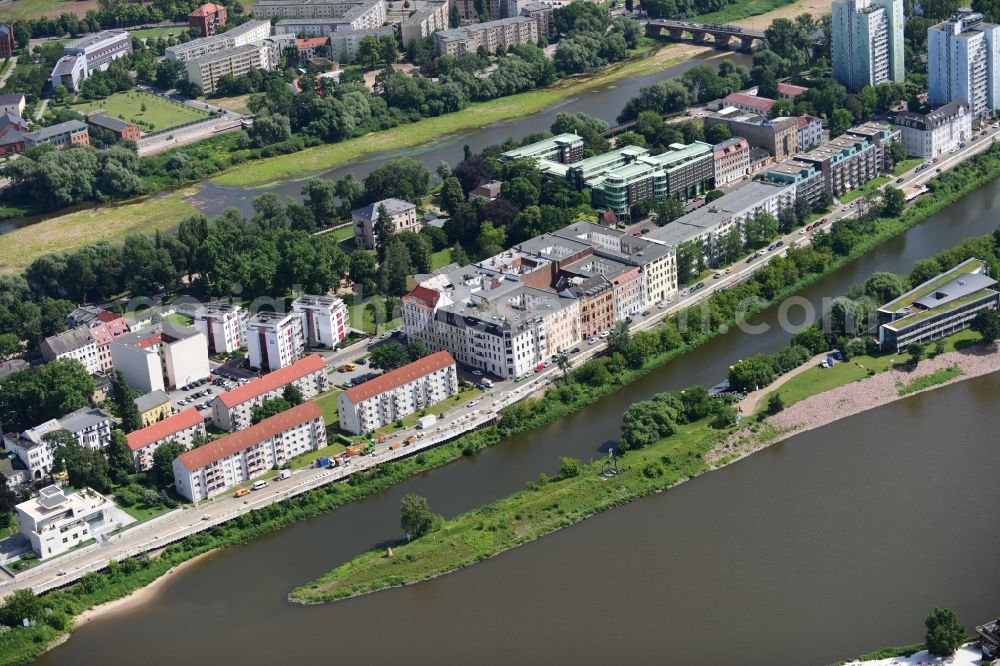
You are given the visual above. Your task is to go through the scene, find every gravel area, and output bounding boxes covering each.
[708,343,1000,467]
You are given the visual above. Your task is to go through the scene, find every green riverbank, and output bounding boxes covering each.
[5,146,1000,665]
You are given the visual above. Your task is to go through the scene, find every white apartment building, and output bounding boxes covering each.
[165,19,273,61]
[40,327,100,374]
[110,325,210,393]
[337,351,457,434]
[194,303,247,354]
[16,486,111,558]
[254,0,386,24]
[173,401,326,501]
[895,100,973,157]
[211,353,328,431]
[126,407,207,472]
[435,16,539,56]
[831,0,904,90]
[186,42,280,94]
[50,30,132,91]
[401,1,449,46]
[928,9,1000,117]
[4,408,113,481]
[351,198,420,250]
[247,310,305,371]
[291,295,348,348]
[712,137,751,188]
[797,114,823,151]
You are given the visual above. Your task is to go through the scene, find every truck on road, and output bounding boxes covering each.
[416,414,437,430]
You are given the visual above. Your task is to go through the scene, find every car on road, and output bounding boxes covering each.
[773,240,784,248]
[588,337,599,345]
[251,480,268,491]
[713,271,724,279]
[640,228,650,234]
[468,400,480,408]
[693,282,705,290]
[641,309,650,316]
[599,331,610,339]
[725,267,733,273]
[806,224,814,231]
[747,254,757,262]
[896,178,904,183]
[234,487,250,498]
[657,300,668,309]
[472,369,483,376]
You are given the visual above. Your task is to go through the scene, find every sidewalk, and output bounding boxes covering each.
[738,352,829,415]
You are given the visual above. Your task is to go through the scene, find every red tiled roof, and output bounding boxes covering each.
[127,407,203,452]
[342,351,454,404]
[96,310,123,324]
[778,82,808,96]
[297,37,329,49]
[189,2,225,16]
[176,401,321,471]
[796,114,821,129]
[216,354,325,409]
[724,93,775,111]
[402,285,440,310]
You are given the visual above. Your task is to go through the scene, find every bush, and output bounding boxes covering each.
[558,456,581,479]
[766,393,785,415]
[642,461,664,478]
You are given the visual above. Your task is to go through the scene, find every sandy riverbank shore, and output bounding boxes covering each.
[709,343,1000,466]
[71,551,215,627]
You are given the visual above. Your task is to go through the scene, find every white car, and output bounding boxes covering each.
[472,369,483,376]
[599,331,610,339]
[713,271,724,279]
[468,400,480,408]
[657,300,668,309]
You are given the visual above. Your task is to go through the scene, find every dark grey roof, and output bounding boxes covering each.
[896,100,969,132]
[58,407,111,433]
[351,198,415,220]
[51,54,84,77]
[912,273,997,309]
[24,119,87,142]
[41,326,92,357]
[0,93,25,106]
[134,389,170,413]
[86,113,133,133]
[0,359,29,381]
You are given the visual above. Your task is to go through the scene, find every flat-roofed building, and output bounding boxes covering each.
[247,310,305,371]
[764,157,826,207]
[520,2,554,38]
[401,0,449,46]
[127,406,207,471]
[337,351,457,434]
[166,19,273,61]
[211,353,328,431]
[877,257,999,351]
[895,100,973,157]
[831,0,904,90]
[194,303,247,354]
[788,121,900,197]
[500,133,584,165]
[16,486,111,558]
[173,401,325,501]
[50,30,132,91]
[291,295,348,348]
[186,42,278,94]
[254,0,386,26]
[435,16,539,56]
[706,109,798,161]
[110,324,210,393]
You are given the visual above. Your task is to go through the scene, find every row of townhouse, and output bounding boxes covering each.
[402,220,678,379]
[174,401,326,501]
[126,406,207,472]
[40,309,129,374]
[210,353,329,431]
[4,407,114,481]
[337,351,458,434]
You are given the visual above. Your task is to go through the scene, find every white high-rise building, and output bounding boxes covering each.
[194,303,247,354]
[247,311,305,371]
[928,9,1000,118]
[291,295,348,348]
[831,0,904,90]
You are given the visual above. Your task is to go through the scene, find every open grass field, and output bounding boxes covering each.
[893,157,924,175]
[70,91,208,132]
[430,248,452,270]
[0,189,199,274]
[314,390,342,425]
[289,441,347,469]
[0,0,100,20]
[207,93,251,115]
[131,25,189,41]
[348,297,401,334]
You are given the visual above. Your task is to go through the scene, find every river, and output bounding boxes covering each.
[34,164,1000,664]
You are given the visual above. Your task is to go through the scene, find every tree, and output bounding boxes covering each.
[830,108,855,138]
[607,319,631,353]
[704,123,732,145]
[439,176,466,214]
[881,185,905,217]
[302,179,337,227]
[283,385,304,405]
[449,2,461,27]
[0,589,43,627]
[452,155,493,195]
[558,456,581,479]
[620,395,678,451]
[970,308,1000,342]
[106,429,135,483]
[356,35,383,69]
[349,250,378,296]
[51,437,111,493]
[676,241,699,286]
[0,359,96,432]
[374,204,395,258]
[363,158,431,203]
[908,340,926,365]
[924,608,965,658]
[251,397,292,424]
[728,356,774,392]
[654,198,685,227]
[367,341,410,370]
[0,333,19,357]
[399,493,441,539]
[744,213,779,250]
[863,271,908,305]
[767,393,785,414]
[248,114,291,147]
[151,441,186,488]
[557,353,572,381]
[112,370,142,433]
[377,238,413,296]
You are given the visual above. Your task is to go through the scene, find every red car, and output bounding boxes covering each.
[534,363,545,373]
[806,224,814,231]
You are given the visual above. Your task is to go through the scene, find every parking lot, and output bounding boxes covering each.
[165,374,247,420]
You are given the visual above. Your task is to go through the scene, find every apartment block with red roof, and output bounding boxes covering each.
[127,407,207,472]
[722,92,776,116]
[337,351,457,435]
[173,401,325,501]
[211,354,328,431]
[296,36,329,61]
[189,3,228,36]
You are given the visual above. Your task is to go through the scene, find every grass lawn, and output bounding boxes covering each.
[430,248,452,270]
[211,45,693,188]
[348,297,401,334]
[208,93,251,115]
[329,225,354,242]
[0,189,199,274]
[119,503,172,523]
[693,0,797,23]
[164,313,194,326]
[0,0,100,20]
[352,387,481,443]
[131,26,189,41]
[314,389,342,425]
[70,91,209,133]
[289,441,348,469]
[0,524,13,540]
[840,175,890,203]
[893,158,924,176]
[292,416,720,602]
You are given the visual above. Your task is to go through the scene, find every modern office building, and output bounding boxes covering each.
[110,325,210,393]
[337,351,458,434]
[762,157,826,207]
[401,0,449,46]
[435,16,539,56]
[194,303,247,354]
[649,181,796,264]
[705,110,798,161]
[127,407,207,472]
[15,486,111,558]
[713,137,751,187]
[49,30,132,91]
[877,257,999,351]
[927,9,1000,117]
[831,0,904,90]
[351,198,420,250]
[247,311,306,371]
[165,19,272,61]
[211,354,328,431]
[291,295,349,348]
[173,401,326,501]
[189,3,228,36]
[790,121,900,197]
[23,120,90,149]
[500,133,584,165]
[895,101,973,157]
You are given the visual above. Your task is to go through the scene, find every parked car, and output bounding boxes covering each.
[251,480,268,491]
[713,271,724,279]
[234,487,250,498]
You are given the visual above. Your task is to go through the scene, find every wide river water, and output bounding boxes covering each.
[32,52,1000,666]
